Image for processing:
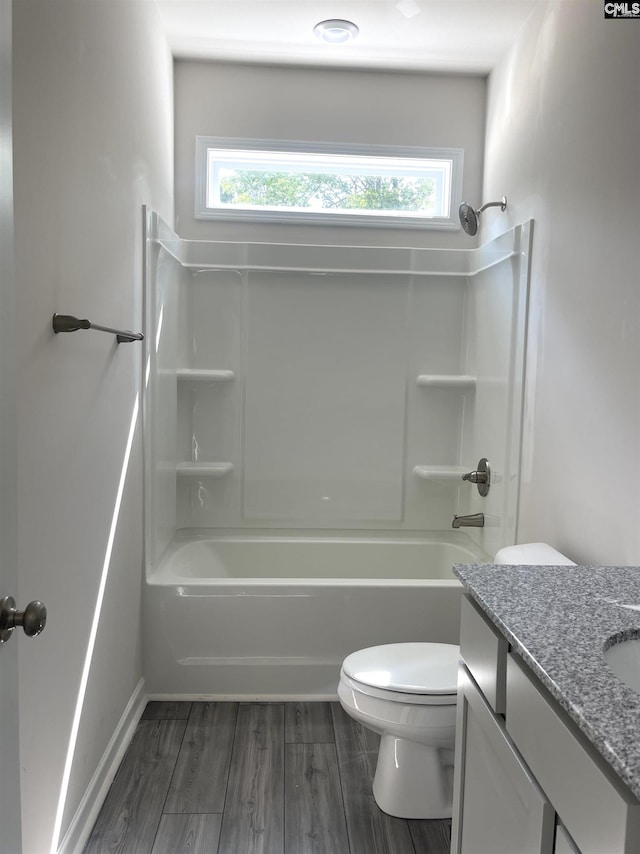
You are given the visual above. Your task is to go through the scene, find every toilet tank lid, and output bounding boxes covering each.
[494,543,576,566]
[342,642,459,695]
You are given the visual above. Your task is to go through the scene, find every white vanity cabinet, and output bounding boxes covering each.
[452,594,640,854]
[452,597,554,854]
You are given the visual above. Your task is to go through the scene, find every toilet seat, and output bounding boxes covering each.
[341,642,459,704]
[340,671,456,705]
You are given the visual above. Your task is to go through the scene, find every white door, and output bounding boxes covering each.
[0,0,23,850]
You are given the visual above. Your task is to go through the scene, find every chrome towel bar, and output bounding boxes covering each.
[52,313,144,343]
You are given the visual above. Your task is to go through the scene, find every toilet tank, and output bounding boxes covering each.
[494,543,576,566]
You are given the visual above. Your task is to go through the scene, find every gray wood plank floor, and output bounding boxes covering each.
[84,701,451,854]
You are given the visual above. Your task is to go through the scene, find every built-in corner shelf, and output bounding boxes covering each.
[177,369,235,383]
[416,374,476,389]
[413,465,468,482]
[176,462,234,478]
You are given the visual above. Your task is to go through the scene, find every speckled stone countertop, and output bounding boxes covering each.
[454,563,640,800]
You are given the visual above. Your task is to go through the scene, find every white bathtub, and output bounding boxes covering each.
[143,530,489,699]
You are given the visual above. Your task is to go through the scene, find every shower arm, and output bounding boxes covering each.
[477,196,507,215]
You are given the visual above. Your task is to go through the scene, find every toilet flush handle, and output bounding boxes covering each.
[461,458,491,497]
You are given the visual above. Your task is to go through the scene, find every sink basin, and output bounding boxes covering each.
[604,636,640,694]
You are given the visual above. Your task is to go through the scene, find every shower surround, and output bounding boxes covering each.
[142,210,531,698]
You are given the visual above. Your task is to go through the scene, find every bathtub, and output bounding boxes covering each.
[143,530,489,699]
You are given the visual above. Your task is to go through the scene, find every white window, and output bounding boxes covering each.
[195,137,463,229]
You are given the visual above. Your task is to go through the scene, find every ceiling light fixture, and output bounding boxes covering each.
[313,19,359,44]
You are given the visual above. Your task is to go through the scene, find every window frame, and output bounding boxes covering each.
[195,137,464,230]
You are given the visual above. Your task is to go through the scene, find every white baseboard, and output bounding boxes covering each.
[145,691,338,701]
[57,678,147,854]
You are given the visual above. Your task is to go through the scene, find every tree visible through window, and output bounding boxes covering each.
[219,170,437,215]
[196,138,463,227]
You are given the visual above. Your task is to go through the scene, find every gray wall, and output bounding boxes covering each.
[12,1,173,850]
[482,1,640,565]
[174,61,486,247]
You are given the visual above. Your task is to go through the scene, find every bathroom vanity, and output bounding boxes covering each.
[451,563,640,854]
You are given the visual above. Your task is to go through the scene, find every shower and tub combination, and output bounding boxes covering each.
[141,209,532,699]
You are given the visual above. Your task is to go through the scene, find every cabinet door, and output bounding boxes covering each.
[555,824,581,854]
[506,653,640,854]
[451,666,555,854]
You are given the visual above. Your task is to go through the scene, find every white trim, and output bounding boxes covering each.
[146,692,339,702]
[57,679,147,854]
[195,136,464,230]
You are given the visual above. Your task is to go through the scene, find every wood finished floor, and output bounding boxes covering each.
[84,701,451,854]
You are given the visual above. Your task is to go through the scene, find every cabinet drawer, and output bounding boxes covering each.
[459,595,507,714]
[506,653,640,854]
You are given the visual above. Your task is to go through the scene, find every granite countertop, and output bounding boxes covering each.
[454,563,640,800]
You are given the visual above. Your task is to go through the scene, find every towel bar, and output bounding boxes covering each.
[52,313,144,344]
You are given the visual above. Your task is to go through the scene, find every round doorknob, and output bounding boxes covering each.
[16,600,47,637]
[0,596,47,643]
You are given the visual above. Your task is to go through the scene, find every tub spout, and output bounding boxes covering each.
[452,513,484,529]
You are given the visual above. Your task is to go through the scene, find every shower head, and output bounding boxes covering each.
[458,203,479,236]
[458,196,507,236]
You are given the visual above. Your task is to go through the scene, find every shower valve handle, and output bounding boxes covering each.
[462,470,488,484]
[461,458,491,497]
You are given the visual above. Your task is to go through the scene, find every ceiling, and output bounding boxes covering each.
[156,0,539,74]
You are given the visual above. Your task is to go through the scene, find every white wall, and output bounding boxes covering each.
[174,61,486,247]
[12,1,173,851]
[482,1,640,565]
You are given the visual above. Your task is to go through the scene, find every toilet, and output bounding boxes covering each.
[338,542,575,819]
[337,641,459,819]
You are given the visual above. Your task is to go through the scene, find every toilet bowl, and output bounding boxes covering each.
[337,642,459,819]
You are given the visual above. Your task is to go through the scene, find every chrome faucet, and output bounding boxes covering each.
[452,513,484,528]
